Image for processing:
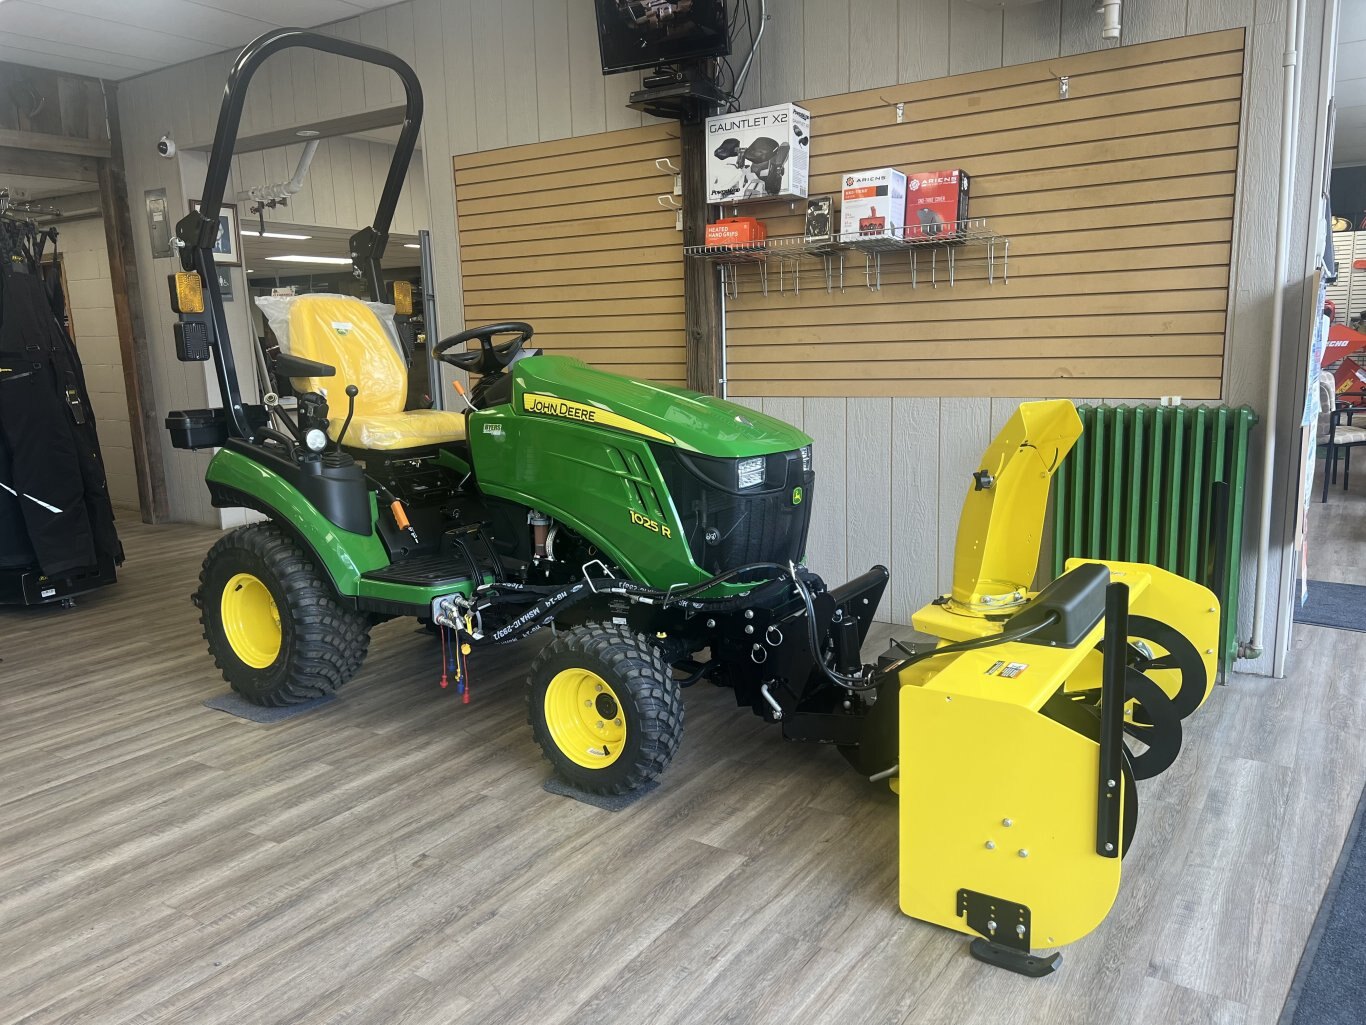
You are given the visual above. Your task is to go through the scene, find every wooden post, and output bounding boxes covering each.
[680,119,723,397]
[97,81,169,524]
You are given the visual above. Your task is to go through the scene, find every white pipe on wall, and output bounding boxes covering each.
[237,138,320,205]
[1243,0,1307,661]
[1099,0,1122,41]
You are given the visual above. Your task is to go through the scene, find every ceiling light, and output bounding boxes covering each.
[266,255,353,265]
[296,129,321,138]
[241,230,313,240]
[403,243,421,249]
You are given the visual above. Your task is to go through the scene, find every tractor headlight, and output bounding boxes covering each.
[304,428,328,453]
[737,456,765,489]
[799,445,812,472]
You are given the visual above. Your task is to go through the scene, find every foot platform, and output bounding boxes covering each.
[967,938,1061,977]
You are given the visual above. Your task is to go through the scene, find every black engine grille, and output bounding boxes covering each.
[652,446,814,576]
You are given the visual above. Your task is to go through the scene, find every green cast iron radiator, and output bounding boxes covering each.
[1051,404,1258,675]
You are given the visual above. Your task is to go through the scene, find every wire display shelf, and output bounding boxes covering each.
[840,219,1008,290]
[684,218,1008,298]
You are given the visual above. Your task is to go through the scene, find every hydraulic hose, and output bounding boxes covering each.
[873,614,1058,684]
[789,566,881,691]
[471,565,797,644]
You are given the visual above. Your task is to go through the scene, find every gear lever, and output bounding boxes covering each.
[335,385,359,448]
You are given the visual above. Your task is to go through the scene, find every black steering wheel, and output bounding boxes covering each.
[434,321,534,375]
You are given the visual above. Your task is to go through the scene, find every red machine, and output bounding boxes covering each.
[1322,325,1366,369]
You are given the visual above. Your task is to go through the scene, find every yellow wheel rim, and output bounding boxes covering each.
[543,669,626,769]
[221,572,282,669]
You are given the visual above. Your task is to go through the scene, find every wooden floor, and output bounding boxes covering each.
[2,481,1364,1025]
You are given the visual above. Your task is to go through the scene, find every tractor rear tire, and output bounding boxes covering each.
[527,623,683,795]
[198,523,371,706]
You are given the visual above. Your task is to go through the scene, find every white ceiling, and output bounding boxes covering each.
[240,218,418,273]
[0,0,400,81]
[0,173,96,200]
[1335,1,1366,165]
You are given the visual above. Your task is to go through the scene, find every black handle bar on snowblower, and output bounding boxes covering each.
[174,28,424,443]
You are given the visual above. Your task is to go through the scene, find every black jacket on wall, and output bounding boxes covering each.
[0,222,123,591]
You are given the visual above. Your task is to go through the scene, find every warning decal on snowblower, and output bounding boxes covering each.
[522,393,675,444]
[984,661,1029,678]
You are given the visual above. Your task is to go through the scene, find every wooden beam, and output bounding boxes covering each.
[97,82,168,525]
[680,120,723,397]
[0,127,109,159]
[0,145,98,183]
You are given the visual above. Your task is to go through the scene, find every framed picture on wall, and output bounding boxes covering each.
[188,200,243,266]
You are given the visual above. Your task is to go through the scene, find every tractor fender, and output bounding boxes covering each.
[205,448,388,597]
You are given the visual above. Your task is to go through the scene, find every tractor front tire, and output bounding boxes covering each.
[198,523,371,706]
[527,624,683,795]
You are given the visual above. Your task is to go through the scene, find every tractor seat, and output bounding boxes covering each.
[281,295,466,450]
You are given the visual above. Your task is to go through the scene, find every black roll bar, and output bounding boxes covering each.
[174,28,424,441]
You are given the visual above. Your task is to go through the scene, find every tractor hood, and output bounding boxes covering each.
[511,355,810,457]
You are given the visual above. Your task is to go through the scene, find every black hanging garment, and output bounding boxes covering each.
[0,224,123,604]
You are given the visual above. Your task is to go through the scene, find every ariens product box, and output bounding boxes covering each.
[840,168,907,240]
[905,168,971,241]
[706,103,811,205]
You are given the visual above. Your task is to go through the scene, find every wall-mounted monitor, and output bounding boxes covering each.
[595,0,731,75]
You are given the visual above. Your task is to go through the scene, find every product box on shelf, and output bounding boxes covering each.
[840,168,907,240]
[705,216,767,248]
[803,195,835,246]
[905,168,971,241]
[706,103,811,204]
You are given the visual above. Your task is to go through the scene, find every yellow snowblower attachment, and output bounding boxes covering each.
[883,400,1220,976]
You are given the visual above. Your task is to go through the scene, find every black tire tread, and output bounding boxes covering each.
[199,523,370,706]
[526,623,683,795]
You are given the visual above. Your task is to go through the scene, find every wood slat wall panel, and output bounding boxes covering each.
[745,378,1223,399]
[731,335,1227,363]
[726,30,1244,399]
[750,312,1229,342]
[455,123,686,385]
[804,29,1244,114]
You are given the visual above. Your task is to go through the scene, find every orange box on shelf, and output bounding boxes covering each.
[705,216,767,248]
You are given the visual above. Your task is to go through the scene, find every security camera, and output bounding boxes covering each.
[157,135,176,158]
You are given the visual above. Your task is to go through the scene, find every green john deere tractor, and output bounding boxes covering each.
[160,28,1233,980]
[165,29,888,795]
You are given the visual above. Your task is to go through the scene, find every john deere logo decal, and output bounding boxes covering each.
[791,486,803,506]
[522,393,675,444]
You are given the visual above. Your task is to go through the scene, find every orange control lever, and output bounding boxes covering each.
[450,378,476,412]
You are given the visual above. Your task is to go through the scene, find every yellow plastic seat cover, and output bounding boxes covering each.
[345,408,469,450]
[282,295,466,450]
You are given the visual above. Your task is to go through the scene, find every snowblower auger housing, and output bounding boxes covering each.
[877,400,1219,976]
